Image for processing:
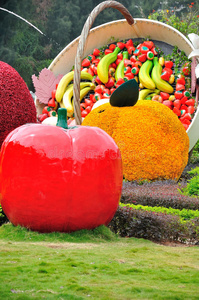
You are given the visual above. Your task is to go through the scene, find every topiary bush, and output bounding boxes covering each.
[0,61,37,147]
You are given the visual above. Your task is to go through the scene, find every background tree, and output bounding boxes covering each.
[0,0,198,89]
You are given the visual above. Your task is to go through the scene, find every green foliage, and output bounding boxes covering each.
[1,0,198,89]
[189,140,199,164]
[0,205,8,226]
[148,2,199,35]
[0,223,116,243]
[0,226,199,300]
[182,167,199,196]
[119,203,199,220]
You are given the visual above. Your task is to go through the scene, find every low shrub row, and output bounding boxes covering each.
[119,203,199,220]
[121,181,199,210]
[108,205,199,244]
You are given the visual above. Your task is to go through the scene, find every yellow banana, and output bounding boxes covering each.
[97,46,121,83]
[55,71,93,102]
[79,84,95,101]
[115,51,129,81]
[151,57,174,94]
[138,60,156,90]
[139,88,156,100]
[62,82,95,116]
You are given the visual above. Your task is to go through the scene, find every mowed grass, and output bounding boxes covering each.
[0,223,199,300]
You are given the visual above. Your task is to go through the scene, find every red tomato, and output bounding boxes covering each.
[0,118,123,233]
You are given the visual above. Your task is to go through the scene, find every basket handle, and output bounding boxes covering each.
[73,0,134,125]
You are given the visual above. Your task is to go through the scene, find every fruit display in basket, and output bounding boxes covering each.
[0,108,123,233]
[33,38,195,130]
[0,61,37,147]
[82,98,189,182]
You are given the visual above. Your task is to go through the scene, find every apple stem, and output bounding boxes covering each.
[56,108,68,129]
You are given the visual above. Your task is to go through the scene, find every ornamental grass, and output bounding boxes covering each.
[82,100,189,182]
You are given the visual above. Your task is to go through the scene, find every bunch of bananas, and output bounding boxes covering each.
[138,57,174,100]
[55,70,95,117]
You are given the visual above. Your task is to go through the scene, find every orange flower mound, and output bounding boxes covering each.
[82,100,189,181]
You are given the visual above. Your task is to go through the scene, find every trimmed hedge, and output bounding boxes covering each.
[108,206,199,244]
[121,181,199,210]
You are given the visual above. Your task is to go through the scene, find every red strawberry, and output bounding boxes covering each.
[95,85,105,94]
[160,92,170,100]
[138,53,147,62]
[109,44,116,51]
[117,42,126,50]
[181,104,188,112]
[105,49,112,55]
[92,58,100,65]
[164,61,173,68]
[105,77,115,88]
[93,48,100,56]
[176,83,185,91]
[182,123,189,130]
[94,93,103,101]
[82,58,90,67]
[174,91,183,99]
[110,88,116,94]
[176,75,186,85]
[133,48,141,56]
[140,46,149,53]
[161,71,170,81]
[173,107,181,116]
[116,78,125,86]
[163,67,173,75]
[84,99,93,107]
[187,106,195,114]
[124,66,132,74]
[181,96,188,105]
[81,110,88,118]
[130,55,137,62]
[117,53,123,60]
[125,39,134,48]
[124,59,132,67]
[115,58,122,66]
[87,67,94,76]
[103,88,110,95]
[143,40,154,49]
[163,100,173,109]
[173,99,181,110]
[127,46,135,55]
[124,72,134,80]
[185,98,195,106]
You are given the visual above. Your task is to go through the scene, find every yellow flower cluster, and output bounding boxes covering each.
[82,100,189,182]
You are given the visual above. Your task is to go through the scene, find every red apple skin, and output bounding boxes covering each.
[0,124,123,233]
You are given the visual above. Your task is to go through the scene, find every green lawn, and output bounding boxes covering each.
[0,223,199,300]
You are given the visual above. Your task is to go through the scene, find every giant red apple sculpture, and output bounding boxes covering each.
[0,108,123,233]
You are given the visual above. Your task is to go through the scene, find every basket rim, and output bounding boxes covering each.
[48,18,194,72]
